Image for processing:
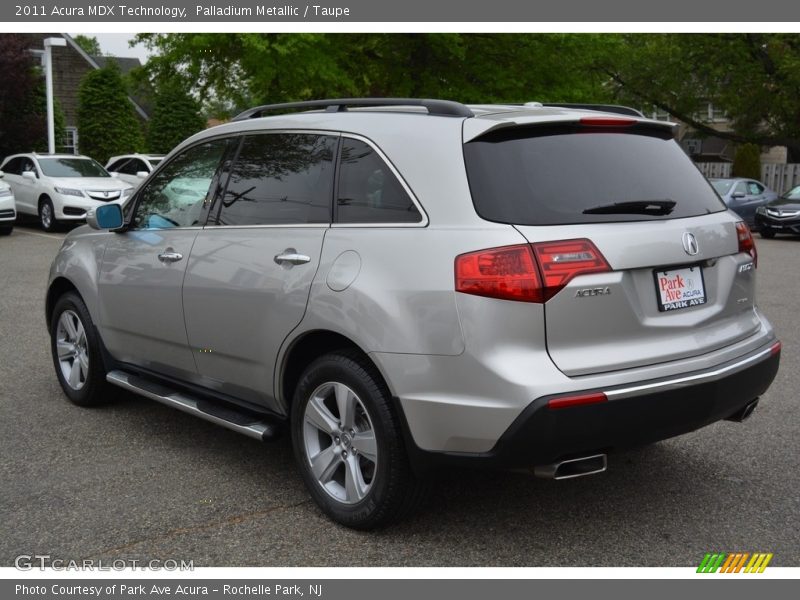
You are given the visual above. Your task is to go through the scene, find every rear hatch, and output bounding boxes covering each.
[463,118,761,376]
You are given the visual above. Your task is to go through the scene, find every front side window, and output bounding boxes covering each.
[336,138,422,224]
[214,133,336,226]
[747,182,764,195]
[2,157,22,175]
[133,139,230,230]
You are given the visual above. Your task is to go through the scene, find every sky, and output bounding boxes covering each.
[70,33,152,63]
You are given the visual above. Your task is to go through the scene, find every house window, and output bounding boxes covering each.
[60,127,79,155]
[643,106,671,121]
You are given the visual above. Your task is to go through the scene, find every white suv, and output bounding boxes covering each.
[0,175,15,235]
[0,154,134,232]
[106,154,165,189]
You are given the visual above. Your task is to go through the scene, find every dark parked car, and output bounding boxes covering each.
[755,185,800,238]
[710,178,778,229]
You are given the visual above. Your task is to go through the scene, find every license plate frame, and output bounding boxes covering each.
[653,265,707,312]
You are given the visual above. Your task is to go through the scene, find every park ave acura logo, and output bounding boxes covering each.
[682,231,700,256]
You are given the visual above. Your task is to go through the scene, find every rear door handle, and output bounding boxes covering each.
[274,249,311,266]
[158,249,183,263]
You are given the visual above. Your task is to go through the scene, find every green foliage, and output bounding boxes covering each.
[732,144,762,180]
[135,33,613,113]
[0,35,47,158]
[73,35,102,56]
[595,34,800,158]
[77,60,144,163]
[146,78,205,154]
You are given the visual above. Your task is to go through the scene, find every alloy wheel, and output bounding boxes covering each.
[55,310,89,390]
[302,382,378,504]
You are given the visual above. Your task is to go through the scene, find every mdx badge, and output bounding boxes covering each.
[682,232,700,256]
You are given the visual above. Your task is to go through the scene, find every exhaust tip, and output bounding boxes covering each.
[726,399,759,423]
[533,453,607,480]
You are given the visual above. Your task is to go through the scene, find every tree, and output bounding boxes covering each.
[73,35,102,56]
[733,144,762,179]
[146,78,205,153]
[0,34,47,159]
[594,34,800,159]
[77,60,144,163]
[134,33,613,112]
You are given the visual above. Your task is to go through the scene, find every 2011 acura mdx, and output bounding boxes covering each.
[45,99,781,529]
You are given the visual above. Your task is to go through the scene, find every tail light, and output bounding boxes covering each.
[455,244,544,302]
[735,221,757,267]
[455,239,610,303]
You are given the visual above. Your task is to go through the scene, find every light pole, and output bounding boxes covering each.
[43,37,67,154]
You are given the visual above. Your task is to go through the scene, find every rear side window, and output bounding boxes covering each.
[464,126,726,225]
[215,133,336,226]
[336,138,422,224]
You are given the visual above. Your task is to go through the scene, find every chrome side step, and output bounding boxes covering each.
[106,370,279,441]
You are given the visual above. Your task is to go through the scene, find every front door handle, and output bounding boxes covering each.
[158,249,183,263]
[274,248,311,266]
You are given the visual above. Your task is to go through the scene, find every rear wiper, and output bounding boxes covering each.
[582,200,676,215]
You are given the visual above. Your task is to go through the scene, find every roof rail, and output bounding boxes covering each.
[541,103,645,118]
[232,98,474,121]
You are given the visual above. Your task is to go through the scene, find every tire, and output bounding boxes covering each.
[39,196,58,232]
[50,292,112,406]
[760,229,775,239]
[0,225,11,236]
[291,350,426,529]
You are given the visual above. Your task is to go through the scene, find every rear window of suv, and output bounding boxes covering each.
[464,125,726,225]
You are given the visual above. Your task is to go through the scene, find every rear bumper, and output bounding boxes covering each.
[403,340,780,472]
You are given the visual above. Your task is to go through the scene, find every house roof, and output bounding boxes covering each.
[91,55,143,75]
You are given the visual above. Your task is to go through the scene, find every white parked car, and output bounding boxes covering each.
[0,154,135,232]
[0,172,15,236]
[106,154,165,188]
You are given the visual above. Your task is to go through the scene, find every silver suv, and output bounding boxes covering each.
[46,99,781,529]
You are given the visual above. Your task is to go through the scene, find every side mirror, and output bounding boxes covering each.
[0,170,4,178]
[86,203,123,230]
[22,170,37,180]
[136,171,149,179]
[109,171,119,178]
[731,191,746,199]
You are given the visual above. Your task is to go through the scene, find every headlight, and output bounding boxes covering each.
[756,206,767,215]
[0,188,12,197]
[54,187,85,197]
[122,188,135,199]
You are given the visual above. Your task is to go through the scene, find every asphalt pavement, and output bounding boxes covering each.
[1,223,798,567]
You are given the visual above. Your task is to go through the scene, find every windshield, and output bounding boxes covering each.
[464,126,726,225]
[784,186,800,200]
[710,180,734,195]
[38,158,110,178]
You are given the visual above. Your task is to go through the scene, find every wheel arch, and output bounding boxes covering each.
[46,277,80,333]
[278,329,396,416]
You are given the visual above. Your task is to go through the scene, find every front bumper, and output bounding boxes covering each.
[54,196,127,221]
[401,340,780,472]
[755,213,800,234]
